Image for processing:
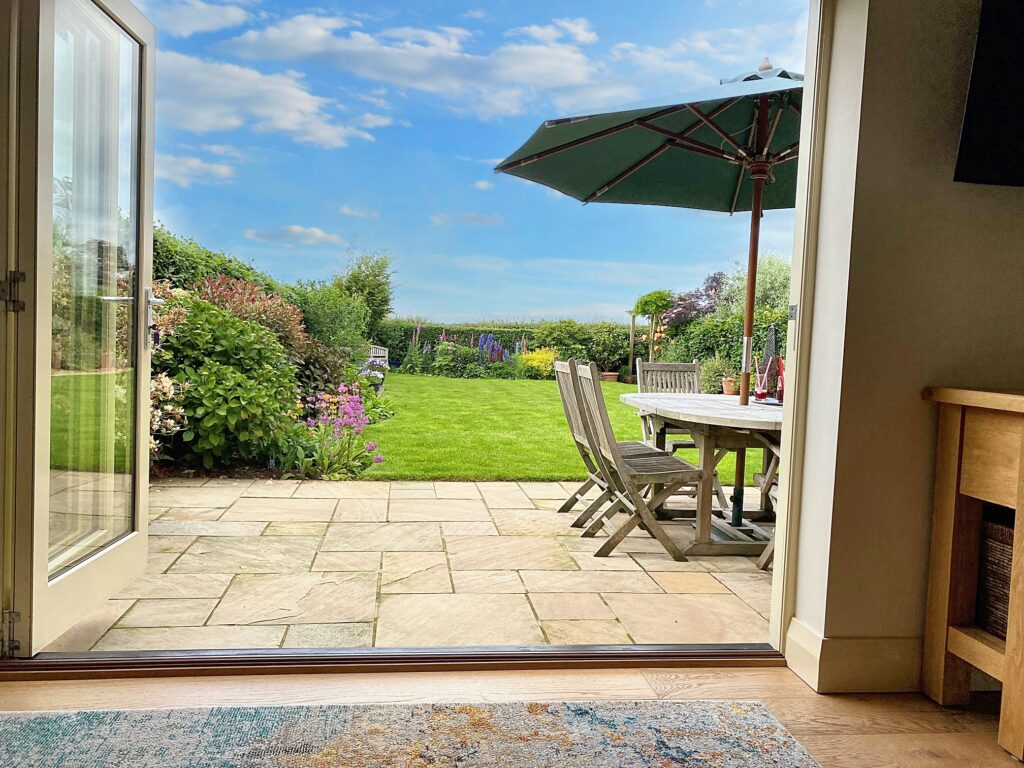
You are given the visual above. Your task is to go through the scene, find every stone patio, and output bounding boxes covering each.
[44,480,772,653]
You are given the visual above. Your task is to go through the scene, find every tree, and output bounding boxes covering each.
[663,271,727,328]
[717,253,792,316]
[339,252,394,341]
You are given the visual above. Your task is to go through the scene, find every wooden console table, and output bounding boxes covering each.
[922,387,1024,759]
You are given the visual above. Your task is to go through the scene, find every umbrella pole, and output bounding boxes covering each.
[739,94,770,407]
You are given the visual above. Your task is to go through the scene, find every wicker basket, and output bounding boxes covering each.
[977,519,1014,640]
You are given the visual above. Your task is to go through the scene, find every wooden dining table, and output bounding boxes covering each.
[620,392,782,557]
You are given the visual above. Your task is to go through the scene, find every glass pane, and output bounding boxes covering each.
[48,0,140,576]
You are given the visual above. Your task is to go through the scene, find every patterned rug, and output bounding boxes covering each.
[0,700,819,767]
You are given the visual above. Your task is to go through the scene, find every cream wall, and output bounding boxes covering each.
[787,0,1024,691]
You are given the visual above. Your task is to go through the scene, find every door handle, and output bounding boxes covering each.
[99,295,134,303]
[145,287,165,350]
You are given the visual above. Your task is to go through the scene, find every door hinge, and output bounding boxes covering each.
[2,271,25,312]
[1,610,20,656]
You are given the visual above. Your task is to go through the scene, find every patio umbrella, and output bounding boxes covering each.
[496,59,802,405]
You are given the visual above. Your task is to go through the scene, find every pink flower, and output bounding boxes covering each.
[364,441,377,452]
[373,454,384,464]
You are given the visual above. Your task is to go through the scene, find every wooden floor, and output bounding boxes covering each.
[0,666,1014,766]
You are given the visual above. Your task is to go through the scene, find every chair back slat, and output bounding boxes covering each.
[575,362,626,472]
[554,359,589,446]
[636,360,701,394]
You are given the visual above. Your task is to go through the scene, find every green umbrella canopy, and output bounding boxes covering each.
[495,65,803,213]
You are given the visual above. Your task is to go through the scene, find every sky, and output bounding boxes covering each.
[143,0,808,322]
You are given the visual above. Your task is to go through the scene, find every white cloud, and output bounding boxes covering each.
[431,212,504,227]
[462,10,488,21]
[339,204,378,219]
[155,153,233,187]
[554,18,598,45]
[611,20,806,77]
[219,16,626,119]
[199,143,248,160]
[471,180,494,191]
[244,225,346,246]
[158,51,375,149]
[356,113,393,128]
[152,0,248,38]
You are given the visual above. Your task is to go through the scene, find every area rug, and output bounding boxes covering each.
[0,700,819,767]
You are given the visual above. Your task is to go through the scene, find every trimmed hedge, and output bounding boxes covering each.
[377,320,540,364]
[154,226,281,293]
[377,318,631,371]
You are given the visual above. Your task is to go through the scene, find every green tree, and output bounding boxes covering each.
[340,252,394,341]
[717,253,792,316]
[290,280,369,356]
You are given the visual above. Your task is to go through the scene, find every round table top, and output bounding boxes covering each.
[620,392,784,432]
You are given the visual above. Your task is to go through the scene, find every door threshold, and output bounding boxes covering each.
[1,644,784,680]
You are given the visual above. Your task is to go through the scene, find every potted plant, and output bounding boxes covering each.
[589,322,629,382]
[722,371,740,396]
[633,290,675,363]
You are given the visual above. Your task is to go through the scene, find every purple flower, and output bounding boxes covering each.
[373,454,384,464]
[364,441,378,452]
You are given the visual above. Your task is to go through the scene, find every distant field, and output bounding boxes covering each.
[364,373,761,483]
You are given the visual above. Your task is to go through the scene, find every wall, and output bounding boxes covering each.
[787,0,1024,691]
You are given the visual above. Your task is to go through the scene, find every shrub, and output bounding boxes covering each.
[518,348,556,379]
[431,342,480,378]
[296,338,350,402]
[339,252,394,341]
[154,225,279,292]
[659,306,788,371]
[154,297,299,468]
[196,275,308,356]
[533,320,590,361]
[290,280,369,355]
[463,362,487,379]
[588,322,630,371]
[698,355,737,394]
[487,361,517,379]
[717,254,791,316]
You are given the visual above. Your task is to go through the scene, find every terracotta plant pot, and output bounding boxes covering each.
[624,375,637,385]
[722,377,739,396]
[600,371,620,382]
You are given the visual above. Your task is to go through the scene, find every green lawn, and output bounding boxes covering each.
[50,371,133,473]
[364,373,761,483]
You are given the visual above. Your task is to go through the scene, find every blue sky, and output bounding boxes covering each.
[144,0,807,321]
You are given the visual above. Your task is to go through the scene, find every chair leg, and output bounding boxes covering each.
[572,488,612,528]
[757,538,775,570]
[594,508,643,556]
[582,498,624,537]
[713,475,730,512]
[558,478,595,514]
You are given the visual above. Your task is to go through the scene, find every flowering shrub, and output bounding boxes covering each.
[150,373,188,458]
[517,348,557,379]
[155,298,300,469]
[282,384,383,479]
[197,275,308,356]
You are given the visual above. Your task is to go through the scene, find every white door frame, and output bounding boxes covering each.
[4,0,155,656]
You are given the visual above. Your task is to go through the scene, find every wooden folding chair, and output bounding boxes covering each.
[554,360,661,528]
[574,362,703,561]
[636,359,730,511]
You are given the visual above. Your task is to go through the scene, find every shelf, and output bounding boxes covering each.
[948,625,1006,681]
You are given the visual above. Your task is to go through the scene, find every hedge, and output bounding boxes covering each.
[377,318,632,371]
[377,320,541,364]
[660,306,788,369]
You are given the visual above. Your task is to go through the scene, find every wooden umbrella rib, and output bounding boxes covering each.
[495,104,691,172]
[639,123,741,162]
[729,119,758,215]
[495,97,742,173]
[583,143,672,203]
[684,104,749,158]
[764,104,785,159]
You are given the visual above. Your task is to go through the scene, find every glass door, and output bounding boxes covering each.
[5,0,154,656]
